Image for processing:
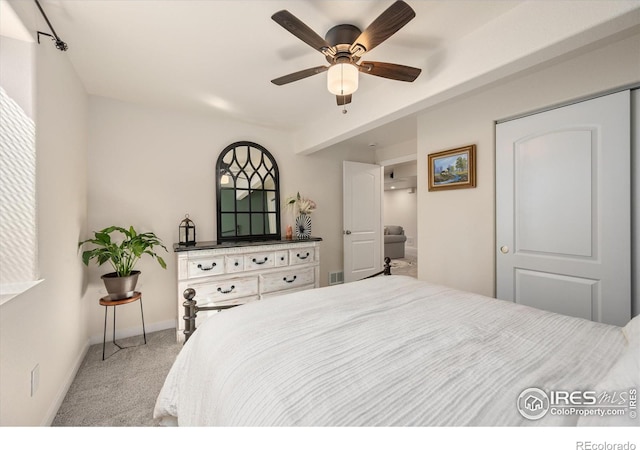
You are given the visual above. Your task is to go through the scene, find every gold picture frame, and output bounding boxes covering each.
[428,145,476,191]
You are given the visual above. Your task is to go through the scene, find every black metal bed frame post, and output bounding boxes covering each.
[363,257,392,279]
[182,288,238,343]
[183,300,197,343]
[182,287,197,342]
[383,256,391,275]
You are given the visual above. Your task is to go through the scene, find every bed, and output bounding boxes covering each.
[153,275,639,427]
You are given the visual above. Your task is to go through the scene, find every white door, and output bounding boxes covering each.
[343,161,383,282]
[496,90,630,326]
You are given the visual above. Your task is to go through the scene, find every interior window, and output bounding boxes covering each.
[0,28,39,303]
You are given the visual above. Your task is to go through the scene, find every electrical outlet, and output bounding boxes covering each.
[31,364,39,397]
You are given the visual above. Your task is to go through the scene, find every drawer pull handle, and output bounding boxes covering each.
[234,261,239,267]
[217,285,235,294]
[252,257,268,265]
[296,252,310,260]
[283,276,297,284]
[197,262,217,271]
[280,257,285,261]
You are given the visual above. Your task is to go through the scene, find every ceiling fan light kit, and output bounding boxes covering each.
[271,0,421,109]
[327,63,359,96]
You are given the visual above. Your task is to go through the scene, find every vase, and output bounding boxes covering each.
[295,214,311,239]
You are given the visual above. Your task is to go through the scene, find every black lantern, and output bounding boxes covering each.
[179,214,196,246]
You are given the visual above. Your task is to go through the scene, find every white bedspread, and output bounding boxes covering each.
[154,276,625,426]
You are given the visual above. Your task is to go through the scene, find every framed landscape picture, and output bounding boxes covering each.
[428,145,476,191]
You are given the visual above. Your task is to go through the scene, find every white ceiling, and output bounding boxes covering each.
[6,1,640,153]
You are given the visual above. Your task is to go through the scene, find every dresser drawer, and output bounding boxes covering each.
[191,276,259,304]
[225,255,245,273]
[244,252,275,271]
[275,250,289,266]
[260,267,315,294]
[289,247,315,265]
[187,256,225,278]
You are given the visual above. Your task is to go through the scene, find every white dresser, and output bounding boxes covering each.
[174,238,321,341]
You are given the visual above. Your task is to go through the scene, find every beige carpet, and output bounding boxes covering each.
[52,329,182,426]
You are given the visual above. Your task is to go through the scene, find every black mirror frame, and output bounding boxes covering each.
[215,141,281,242]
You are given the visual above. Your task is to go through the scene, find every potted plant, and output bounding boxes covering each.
[78,225,167,300]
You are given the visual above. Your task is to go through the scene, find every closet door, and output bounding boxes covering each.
[496,90,630,326]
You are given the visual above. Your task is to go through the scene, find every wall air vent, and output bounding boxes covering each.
[329,271,344,285]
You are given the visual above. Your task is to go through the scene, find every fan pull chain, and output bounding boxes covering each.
[340,64,345,95]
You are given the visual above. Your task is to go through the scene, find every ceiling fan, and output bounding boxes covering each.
[270,0,422,108]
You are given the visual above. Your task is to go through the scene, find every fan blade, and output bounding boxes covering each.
[271,66,329,86]
[350,1,415,54]
[272,10,331,53]
[358,61,421,82]
[336,94,352,106]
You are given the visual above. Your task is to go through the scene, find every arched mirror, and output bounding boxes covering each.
[216,141,281,241]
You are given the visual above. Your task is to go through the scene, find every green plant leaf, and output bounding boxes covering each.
[81,250,92,266]
[95,232,111,245]
[78,225,168,274]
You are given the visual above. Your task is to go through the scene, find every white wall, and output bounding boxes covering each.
[85,96,375,341]
[0,36,33,118]
[376,139,417,164]
[384,189,418,254]
[0,42,88,425]
[417,31,640,299]
[633,89,639,317]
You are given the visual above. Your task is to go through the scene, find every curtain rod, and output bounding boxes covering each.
[34,0,68,51]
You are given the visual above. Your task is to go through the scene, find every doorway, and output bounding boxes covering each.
[382,159,418,277]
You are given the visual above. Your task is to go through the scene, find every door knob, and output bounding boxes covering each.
[500,245,509,254]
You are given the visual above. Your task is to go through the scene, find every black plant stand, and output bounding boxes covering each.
[99,291,146,360]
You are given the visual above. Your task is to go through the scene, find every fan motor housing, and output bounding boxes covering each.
[325,24,361,46]
[325,24,361,64]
